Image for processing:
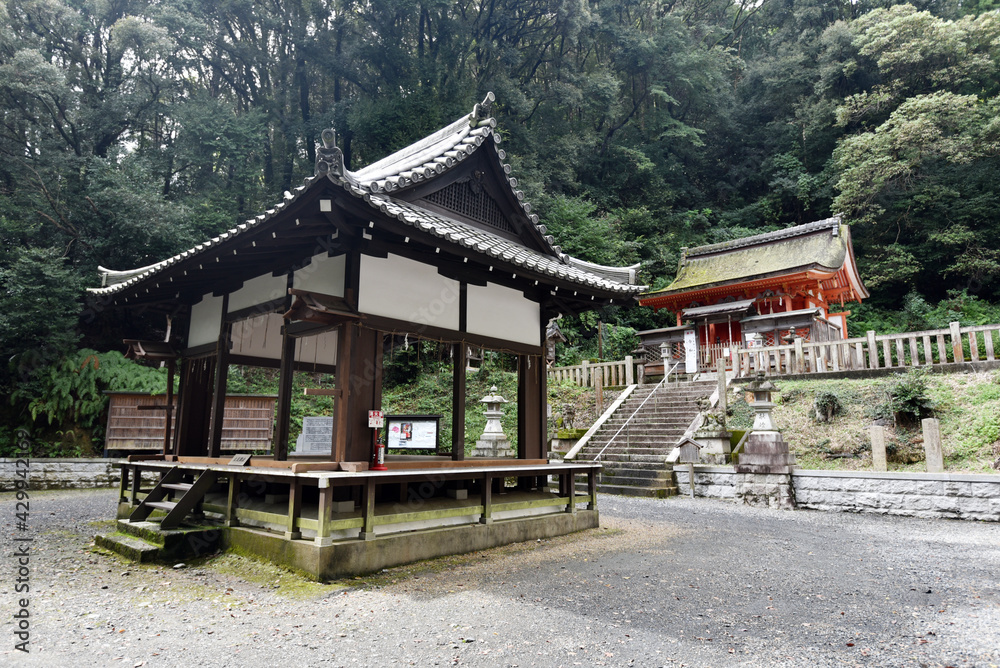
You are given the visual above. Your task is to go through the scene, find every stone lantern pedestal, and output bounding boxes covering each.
[733,373,796,509]
[471,386,513,458]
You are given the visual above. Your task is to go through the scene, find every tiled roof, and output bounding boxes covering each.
[351,189,643,294]
[91,94,642,299]
[643,217,848,298]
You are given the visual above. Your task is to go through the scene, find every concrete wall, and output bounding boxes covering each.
[674,466,1000,522]
[0,458,120,491]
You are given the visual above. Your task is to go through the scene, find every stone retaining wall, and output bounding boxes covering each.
[674,466,1000,522]
[0,458,120,491]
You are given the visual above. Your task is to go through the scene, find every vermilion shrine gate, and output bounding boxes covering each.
[91,94,644,578]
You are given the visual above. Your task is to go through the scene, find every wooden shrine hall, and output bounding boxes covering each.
[90,93,644,578]
[635,217,868,374]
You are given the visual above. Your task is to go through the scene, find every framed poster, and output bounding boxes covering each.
[385,414,441,451]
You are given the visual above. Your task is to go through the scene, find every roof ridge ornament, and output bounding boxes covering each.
[316,128,346,181]
[470,92,496,128]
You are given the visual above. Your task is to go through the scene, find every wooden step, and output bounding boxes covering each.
[161,483,194,492]
[143,500,178,512]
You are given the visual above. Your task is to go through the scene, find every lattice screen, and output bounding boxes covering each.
[426,181,514,234]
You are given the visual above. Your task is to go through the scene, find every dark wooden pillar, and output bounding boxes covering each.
[175,357,214,457]
[517,353,545,461]
[273,326,296,461]
[332,323,383,463]
[452,343,467,460]
[273,273,296,461]
[206,295,230,458]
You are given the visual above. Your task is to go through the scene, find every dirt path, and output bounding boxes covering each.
[2,488,997,667]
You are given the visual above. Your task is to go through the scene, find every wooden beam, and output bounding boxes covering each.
[206,294,230,458]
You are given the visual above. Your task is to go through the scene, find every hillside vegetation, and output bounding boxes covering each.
[728,369,1000,473]
[6,1,1000,453]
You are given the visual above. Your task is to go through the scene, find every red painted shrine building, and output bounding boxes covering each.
[637,218,869,371]
[88,94,644,578]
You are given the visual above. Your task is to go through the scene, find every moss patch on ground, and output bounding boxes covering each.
[728,369,1000,473]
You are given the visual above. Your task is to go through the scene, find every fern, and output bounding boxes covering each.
[12,348,172,433]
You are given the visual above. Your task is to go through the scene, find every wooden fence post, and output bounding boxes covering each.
[867,331,878,369]
[716,357,727,415]
[625,355,634,385]
[869,426,888,472]
[922,418,944,473]
[950,321,963,363]
[581,360,590,387]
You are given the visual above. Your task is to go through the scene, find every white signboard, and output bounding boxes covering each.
[368,410,384,428]
[292,416,333,456]
[386,415,439,451]
[684,329,698,374]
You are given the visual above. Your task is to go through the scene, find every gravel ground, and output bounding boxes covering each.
[1,488,998,667]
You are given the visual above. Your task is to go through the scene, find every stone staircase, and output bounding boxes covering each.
[572,379,716,498]
[96,466,226,563]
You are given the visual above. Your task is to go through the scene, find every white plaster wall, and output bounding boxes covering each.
[188,294,223,347]
[228,272,287,312]
[467,282,540,346]
[230,312,338,366]
[358,254,460,330]
[294,252,346,297]
[230,313,284,359]
[295,329,338,367]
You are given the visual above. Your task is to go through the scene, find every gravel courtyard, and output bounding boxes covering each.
[2,488,997,667]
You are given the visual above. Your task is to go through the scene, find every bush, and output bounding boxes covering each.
[889,370,934,425]
[813,391,842,422]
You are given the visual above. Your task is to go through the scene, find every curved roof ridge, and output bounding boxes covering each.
[563,256,640,286]
[686,216,841,258]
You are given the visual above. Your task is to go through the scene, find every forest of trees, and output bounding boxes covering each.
[3,0,1000,450]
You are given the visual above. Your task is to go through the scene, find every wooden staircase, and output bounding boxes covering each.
[128,467,219,529]
[573,379,715,498]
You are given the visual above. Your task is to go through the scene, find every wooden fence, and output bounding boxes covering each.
[548,356,636,387]
[733,321,1000,377]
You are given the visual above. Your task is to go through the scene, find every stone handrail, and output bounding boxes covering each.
[733,321,1000,377]
[549,356,635,387]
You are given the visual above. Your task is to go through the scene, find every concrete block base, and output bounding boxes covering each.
[225,509,599,580]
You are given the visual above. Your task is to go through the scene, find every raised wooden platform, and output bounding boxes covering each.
[109,457,601,578]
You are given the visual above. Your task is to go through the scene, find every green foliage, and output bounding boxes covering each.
[4,349,170,456]
[888,370,935,425]
[813,391,843,421]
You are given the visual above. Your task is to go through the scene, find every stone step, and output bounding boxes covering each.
[590,483,678,498]
[593,454,672,464]
[602,475,674,488]
[94,532,161,563]
[600,468,673,482]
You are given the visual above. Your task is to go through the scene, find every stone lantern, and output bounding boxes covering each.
[746,372,779,432]
[471,386,513,458]
[734,372,796,509]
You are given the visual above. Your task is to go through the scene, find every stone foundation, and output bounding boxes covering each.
[0,458,120,491]
[673,466,1000,522]
[734,472,795,509]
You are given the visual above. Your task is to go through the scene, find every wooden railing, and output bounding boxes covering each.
[734,321,1000,377]
[548,356,636,387]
